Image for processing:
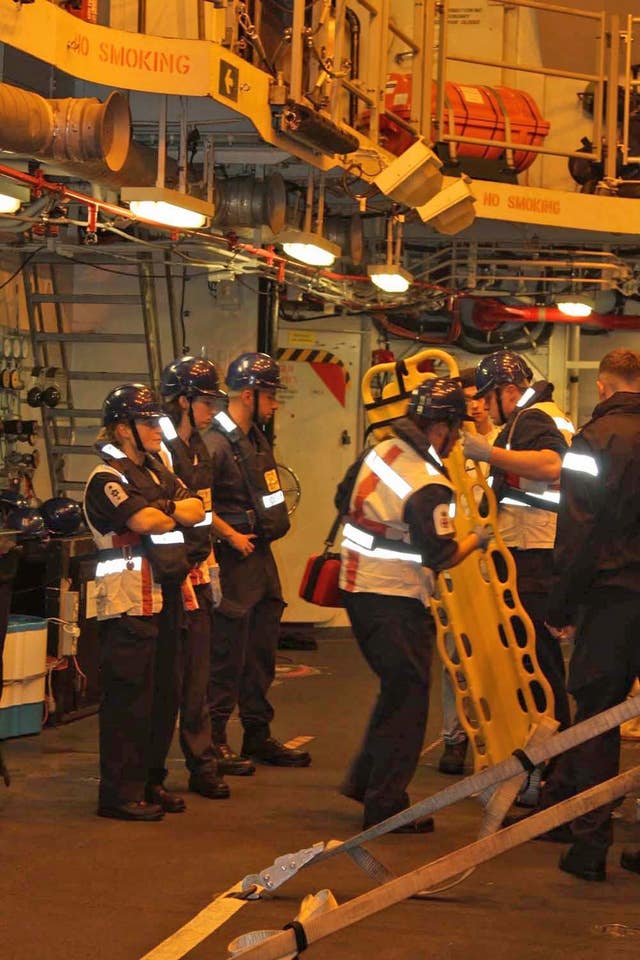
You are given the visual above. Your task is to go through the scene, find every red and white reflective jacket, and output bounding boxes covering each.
[339,437,455,607]
[84,464,163,619]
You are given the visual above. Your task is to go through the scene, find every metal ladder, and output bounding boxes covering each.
[23,251,163,497]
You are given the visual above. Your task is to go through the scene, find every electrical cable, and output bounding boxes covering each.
[179,266,188,354]
[0,247,46,291]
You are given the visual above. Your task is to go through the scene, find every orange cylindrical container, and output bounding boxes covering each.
[433,81,550,173]
[360,74,550,173]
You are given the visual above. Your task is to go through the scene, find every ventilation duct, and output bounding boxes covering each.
[0,82,131,170]
[325,213,364,266]
[212,174,287,234]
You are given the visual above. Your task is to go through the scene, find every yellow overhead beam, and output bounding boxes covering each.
[471,178,640,235]
[3,1,640,234]
[0,0,385,174]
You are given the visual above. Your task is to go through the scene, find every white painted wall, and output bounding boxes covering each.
[273,318,368,625]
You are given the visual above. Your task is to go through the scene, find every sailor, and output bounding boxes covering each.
[536,349,640,881]
[159,355,232,799]
[463,350,573,759]
[204,352,311,769]
[340,377,492,830]
[83,383,204,820]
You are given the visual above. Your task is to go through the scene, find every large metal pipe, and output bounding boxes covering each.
[70,141,180,189]
[471,300,640,331]
[212,174,286,233]
[0,83,131,171]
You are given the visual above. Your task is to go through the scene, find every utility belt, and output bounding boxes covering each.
[342,521,423,564]
[216,509,257,535]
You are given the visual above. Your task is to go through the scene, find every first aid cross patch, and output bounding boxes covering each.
[433,502,454,536]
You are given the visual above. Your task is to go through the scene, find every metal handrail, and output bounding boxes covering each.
[434,0,607,166]
[621,15,640,164]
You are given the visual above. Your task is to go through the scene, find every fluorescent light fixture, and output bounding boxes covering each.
[277,229,341,267]
[374,140,443,208]
[367,264,413,294]
[417,177,476,235]
[556,297,593,318]
[0,175,30,214]
[120,186,214,229]
[0,194,21,215]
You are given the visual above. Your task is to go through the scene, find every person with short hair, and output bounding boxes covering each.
[536,349,640,881]
[158,356,231,800]
[204,352,311,769]
[463,351,574,748]
[340,377,492,831]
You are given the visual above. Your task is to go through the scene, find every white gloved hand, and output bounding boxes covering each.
[472,524,492,552]
[462,431,492,463]
[209,565,223,608]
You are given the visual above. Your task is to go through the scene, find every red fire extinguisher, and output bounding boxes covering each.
[64,1,98,23]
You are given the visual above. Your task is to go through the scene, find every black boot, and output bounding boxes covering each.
[188,770,231,799]
[559,842,606,882]
[145,783,186,813]
[213,742,255,777]
[438,739,467,775]
[98,800,164,821]
[241,734,311,767]
[620,849,640,875]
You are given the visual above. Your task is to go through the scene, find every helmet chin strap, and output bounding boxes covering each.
[495,386,507,425]
[130,420,146,454]
[188,397,196,430]
[252,388,265,431]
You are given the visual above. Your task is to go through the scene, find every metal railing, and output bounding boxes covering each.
[434,0,607,167]
[621,15,640,164]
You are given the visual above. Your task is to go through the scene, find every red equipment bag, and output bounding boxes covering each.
[299,552,343,607]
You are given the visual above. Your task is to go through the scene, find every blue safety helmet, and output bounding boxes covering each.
[474,350,533,399]
[160,356,227,402]
[5,507,47,541]
[225,352,281,391]
[0,489,30,512]
[102,383,164,426]
[409,377,473,423]
[40,497,84,537]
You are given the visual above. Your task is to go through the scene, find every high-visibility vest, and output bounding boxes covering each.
[497,400,575,549]
[84,453,189,619]
[340,438,455,607]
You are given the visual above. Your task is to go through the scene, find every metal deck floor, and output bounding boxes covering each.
[1,633,639,960]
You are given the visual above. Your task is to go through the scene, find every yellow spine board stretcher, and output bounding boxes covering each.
[361,348,555,770]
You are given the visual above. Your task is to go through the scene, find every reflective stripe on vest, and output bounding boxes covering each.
[501,399,575,512]
[342,522,423,564]
[364,449,413,499]
[149,530,185,545]
[498,488,561,510]
[96,556,143,577]
[562,450,599,477]
[262,490,285,508]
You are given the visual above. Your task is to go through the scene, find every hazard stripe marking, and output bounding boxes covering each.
[276,347,351,381]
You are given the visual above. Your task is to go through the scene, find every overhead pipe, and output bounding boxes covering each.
[468,298,640,331]
[0,82,181,189]
[0,82,131,171]
[212,174,287,234]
